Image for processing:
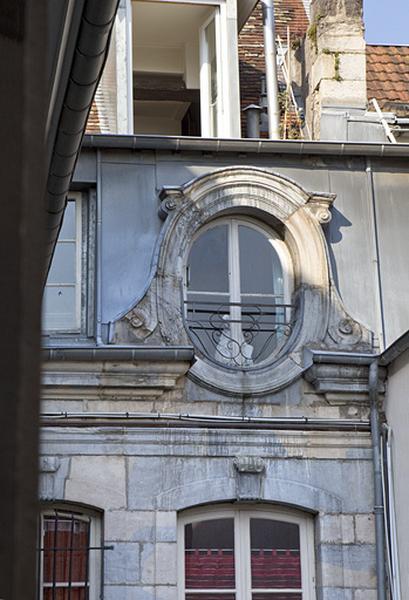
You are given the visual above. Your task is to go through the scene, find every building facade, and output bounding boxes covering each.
[39,1,409,599]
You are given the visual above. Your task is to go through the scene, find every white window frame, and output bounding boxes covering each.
[199,8,223,137]
[43,193,82,333]
[38,505,102,600]
[178,505,316,600]
[185,216,294,366]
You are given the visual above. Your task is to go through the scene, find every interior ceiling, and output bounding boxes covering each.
[132,1,213,47]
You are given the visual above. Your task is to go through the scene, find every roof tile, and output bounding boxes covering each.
[367,45,409,112]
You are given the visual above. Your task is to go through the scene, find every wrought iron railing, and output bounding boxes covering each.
[185,300,294,368]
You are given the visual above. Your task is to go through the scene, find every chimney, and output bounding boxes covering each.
[304,0,367,139]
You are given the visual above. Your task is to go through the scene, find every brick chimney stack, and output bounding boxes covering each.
[305,0,367,139]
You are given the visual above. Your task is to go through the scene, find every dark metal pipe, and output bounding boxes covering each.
[44,0,120,281]
[43,345,194,362]
[369,360,387,600]
[40,411,371,432]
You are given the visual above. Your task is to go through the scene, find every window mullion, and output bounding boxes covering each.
[229,221,242,350]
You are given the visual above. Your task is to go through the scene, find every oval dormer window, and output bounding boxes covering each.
[185,217,293,368]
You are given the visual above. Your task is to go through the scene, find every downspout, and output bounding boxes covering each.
[369,360,387,600]
[261,0,280,139]
[45,0,120,282]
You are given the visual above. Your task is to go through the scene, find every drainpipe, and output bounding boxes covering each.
[261,0,280,139]
[369,360,387,600]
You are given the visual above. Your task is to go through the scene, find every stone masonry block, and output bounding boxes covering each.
[105,510,155,542]
[319,515,354,544]
[104,542,140,584]
[339,53,366,82]
[319,79,367,108]
[354,590,377,600]
[318,587,353,600]
[65,456,126,509]
[311,53,335,91]
[104,586,154,600]
[156,585,178,600]
[127,457,165,510]
[355,514,375,544]
[156,511,177,542]
[140,543,155,584]
[155,542,177,585]
[318,544,376,588]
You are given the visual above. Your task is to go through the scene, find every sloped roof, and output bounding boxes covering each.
[367,44,409,115]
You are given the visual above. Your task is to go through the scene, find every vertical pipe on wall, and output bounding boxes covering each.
[261,0,280,139]
[96,148,103,346]
[366,158,386,350]
[369,360,387,600]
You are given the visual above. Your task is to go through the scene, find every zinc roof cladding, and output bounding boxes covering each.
[367,44,409,114]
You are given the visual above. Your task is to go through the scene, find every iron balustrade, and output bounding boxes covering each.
[185,300,294,368]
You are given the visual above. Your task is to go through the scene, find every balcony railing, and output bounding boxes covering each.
[185,300,294,368]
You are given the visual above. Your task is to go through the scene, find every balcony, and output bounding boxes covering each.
[185,300,294,368]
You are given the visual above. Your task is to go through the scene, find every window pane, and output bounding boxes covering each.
[42,286,77,330]
[186,595,235,600]
[43,516,89,584]
[59,201,76,239]
[188,225,228,293]
[252,595,302,600]
[205,17,218,136]
[186,293,236,364]
[47,242,77,284]
[239,225,283,296]
[250,519,301,590]
[238,298,286,364]
[43,590,87,600]
[185,519,235,590]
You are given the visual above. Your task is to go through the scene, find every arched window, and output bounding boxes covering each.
[178,506,315,600]
[38,505,102,600]
[185,218,293,367]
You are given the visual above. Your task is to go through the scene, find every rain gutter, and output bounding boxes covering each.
[82,134,409,158]
[45,0,120,280]
[43,346,194,363]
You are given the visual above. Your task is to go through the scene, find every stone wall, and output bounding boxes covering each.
[40,426,376,599]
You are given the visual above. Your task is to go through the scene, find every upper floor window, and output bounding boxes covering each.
[178,506,316,600]
[185,218,293,367]
[38,506,102,600]
[95,0,241,137]
[42,192,94,339]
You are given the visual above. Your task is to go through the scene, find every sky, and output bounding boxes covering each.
[363,0,409,44]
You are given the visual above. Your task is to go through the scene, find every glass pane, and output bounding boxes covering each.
[205,17,217,136]
[186,595,235,600]
[239,296,287,365]
[250,519,301,590]
[185,519,235,590]
[59,201,76,239]
[239,226,283,296]
[43,589,87,600]
[42,286,77,330]
[43,516,89,587]
[186,292,232,363]
[47,242,77,284]
[252,595,302,600]
[188,225,228,293]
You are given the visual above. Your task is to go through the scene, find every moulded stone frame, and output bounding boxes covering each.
[156,166,337,395]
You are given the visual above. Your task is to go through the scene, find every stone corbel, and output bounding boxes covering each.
[305,192,337,224]
[234,456,266,501]
[158,186,184,220]
[39,456,63,500]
